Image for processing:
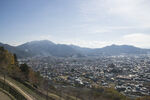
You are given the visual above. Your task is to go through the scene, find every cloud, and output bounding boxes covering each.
[121,33,150,48]
[79,0,150,28]
[39,35,53,40]
[60,39,112,48]
[57,33,150,49]
[71,0,150,48]
[108,0,150,27]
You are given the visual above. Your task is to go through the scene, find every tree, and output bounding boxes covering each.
[0,46,4,51]
[20,63,29,80]
[28,69,41,87]
[13,53,18,64]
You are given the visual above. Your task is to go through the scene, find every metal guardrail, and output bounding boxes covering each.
[0,78,27,100]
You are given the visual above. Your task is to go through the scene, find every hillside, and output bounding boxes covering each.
[0,46,21,77]
[0,46,15,66]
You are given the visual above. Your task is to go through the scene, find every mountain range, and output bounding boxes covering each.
[0,40,150,58]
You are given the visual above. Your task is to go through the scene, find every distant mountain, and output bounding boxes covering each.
[17,40,80,57]
[0,40,150,58]
[69,45,93,55]
[0,42,30,58]
[92,44,150,56]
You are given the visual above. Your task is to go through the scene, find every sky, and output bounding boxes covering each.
[0,0,150,48]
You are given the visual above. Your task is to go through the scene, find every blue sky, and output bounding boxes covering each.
[0,0,150,48]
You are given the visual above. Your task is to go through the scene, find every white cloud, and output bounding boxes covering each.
[120,33,150,48]
[108,0,150,27]
[60,39,112,48]
[10,33,150,49]
[39,35,53,40]
[56,33,150,49]
[70,0,150,48]
[79,0,150,28]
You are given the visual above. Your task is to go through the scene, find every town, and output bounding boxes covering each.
[19,54,150,98]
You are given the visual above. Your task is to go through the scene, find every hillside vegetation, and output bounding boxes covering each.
[0,46,41,85]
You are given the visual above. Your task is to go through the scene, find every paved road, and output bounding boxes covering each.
[0,77,34,100]
[0,91,11,100]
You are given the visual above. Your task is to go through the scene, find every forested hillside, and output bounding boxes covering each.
[0,46,41,88]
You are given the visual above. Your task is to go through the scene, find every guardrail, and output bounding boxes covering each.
[13,77,55,100]
[0,78,26,100]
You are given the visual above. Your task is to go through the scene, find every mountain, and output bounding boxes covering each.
[0,42,30,58]
[0,40,150,58]
[16,40,55,57]
[69,45,93,55]
[17,40,80,57]
[92,44,150,56]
